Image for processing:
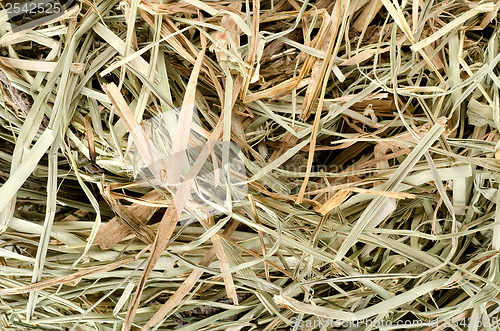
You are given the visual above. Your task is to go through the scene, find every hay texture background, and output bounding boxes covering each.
[1,0,500,330]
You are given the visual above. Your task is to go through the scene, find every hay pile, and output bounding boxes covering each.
[1,0,500,330]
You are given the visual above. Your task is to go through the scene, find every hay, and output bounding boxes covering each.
[1,0,500,330]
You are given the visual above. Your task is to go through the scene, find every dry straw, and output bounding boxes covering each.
[1,0,500,330]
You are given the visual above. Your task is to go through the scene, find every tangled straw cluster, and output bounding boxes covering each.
[1,0,500,330]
